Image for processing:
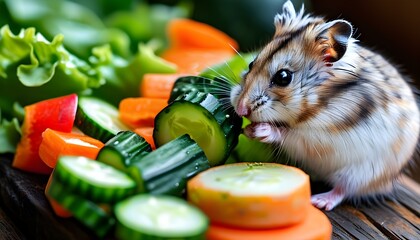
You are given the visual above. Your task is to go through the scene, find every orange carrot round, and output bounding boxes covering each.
[119,97,168,128]
[167,18,239,52]
[187,162,311,229]
[206,206,332,240]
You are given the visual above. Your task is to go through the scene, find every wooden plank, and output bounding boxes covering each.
[325,205,388,240]
[0,207,26,240]
[0,156,97,240]
[359,200,420,240]
[393,183,420,216]
[399,175,420,195]
[385,201,420,229]
[330,225,355,240]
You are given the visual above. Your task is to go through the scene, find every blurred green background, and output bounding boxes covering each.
[1,0,418,84]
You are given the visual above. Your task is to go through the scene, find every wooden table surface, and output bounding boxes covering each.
[1,155,419,240]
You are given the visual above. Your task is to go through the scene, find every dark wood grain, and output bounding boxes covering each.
[325,182,420,240]
[358,202,419,240]
[325,206,388,240]
[393,184,420,216]
[0,156,99,240]
[0,207,26,240]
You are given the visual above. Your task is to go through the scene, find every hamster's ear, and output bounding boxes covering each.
[274,1,297,30]
[316,20,353,62]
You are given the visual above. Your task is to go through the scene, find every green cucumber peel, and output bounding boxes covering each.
[115,194,208,240]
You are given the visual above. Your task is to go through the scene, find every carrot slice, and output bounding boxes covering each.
[45,174,72,218]
[134,127,156,150]
[39,128,104,168]
[166,18,238,52]
[140,73,187,100]
[161,48,235,74]
[187,162,311,229]
[12,94,78,174]
[206,206,332,240]
[119,97,168,128]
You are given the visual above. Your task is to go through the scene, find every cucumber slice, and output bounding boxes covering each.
[75,96,130,142]
[168,76,232,103]
[54,156,136,203]
[154,90,242,166]
[199,163,306,195]
[168,76,211,103]
[115,194,208,240]
[128,134,210,196]
[46,178,115,238]
[97,131,152,172]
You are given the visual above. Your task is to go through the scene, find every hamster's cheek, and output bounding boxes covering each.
[230,84,242,107]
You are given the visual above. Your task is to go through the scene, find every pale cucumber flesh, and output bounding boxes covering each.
[201,163,307,196]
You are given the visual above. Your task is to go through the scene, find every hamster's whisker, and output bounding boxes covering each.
[205,65,239,86]
[228,43,240,56]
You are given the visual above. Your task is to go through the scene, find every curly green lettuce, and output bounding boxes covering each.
[0,117,21,154]
[0,25,105,120]
[3,0,131,59]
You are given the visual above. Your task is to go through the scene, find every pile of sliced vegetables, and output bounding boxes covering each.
[2,8,332,240]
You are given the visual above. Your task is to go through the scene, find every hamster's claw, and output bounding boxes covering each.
[311,188,345,211]
[244,122,284,143]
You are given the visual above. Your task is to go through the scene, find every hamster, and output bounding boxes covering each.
[230,0,420,210]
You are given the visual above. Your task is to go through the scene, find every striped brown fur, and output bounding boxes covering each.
[230,0,420,210]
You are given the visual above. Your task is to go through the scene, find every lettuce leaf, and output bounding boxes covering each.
[4,0,131,59]
[0,117,20,153]
[0,25,105,119]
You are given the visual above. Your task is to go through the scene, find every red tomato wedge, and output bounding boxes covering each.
[12,94,78,174]
[206,206,332,240]
[39,128,104,168]
[187,163,311,229]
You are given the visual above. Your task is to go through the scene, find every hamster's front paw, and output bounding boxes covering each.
[311,188,345,211]
[244,122,284,144]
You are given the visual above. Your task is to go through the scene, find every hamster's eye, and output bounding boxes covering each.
[271,69,293,87]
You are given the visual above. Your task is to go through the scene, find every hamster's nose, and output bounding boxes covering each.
[237,100,251,117]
